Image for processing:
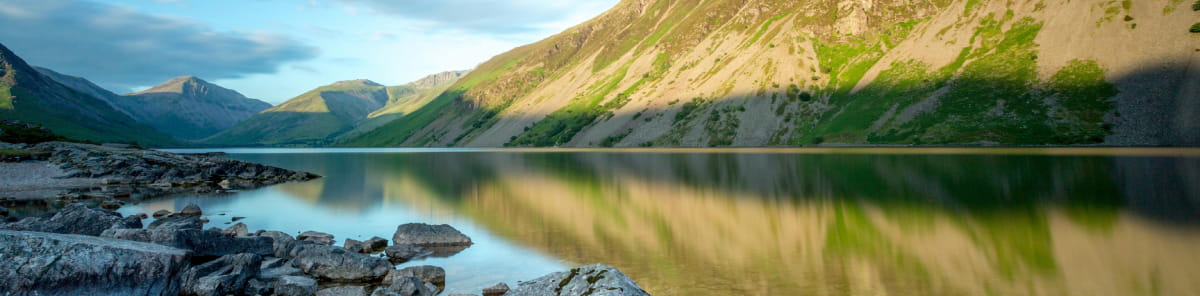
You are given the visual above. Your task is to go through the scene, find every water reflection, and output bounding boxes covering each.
[128,150,1200,295]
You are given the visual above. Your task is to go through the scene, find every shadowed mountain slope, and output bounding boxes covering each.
[346,0,1199,147]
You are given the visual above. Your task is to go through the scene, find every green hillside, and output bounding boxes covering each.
[346,0,1199,147]
[0,43,177,147]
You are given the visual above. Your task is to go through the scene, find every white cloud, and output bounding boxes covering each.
[334,0,617,35]
[0,0,317,93]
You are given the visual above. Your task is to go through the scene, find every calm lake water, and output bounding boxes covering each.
[120,148,1200,295]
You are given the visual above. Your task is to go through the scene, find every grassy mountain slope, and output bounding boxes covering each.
[347,0,1199,147]
[121,76,272,140]
[204,79,389,146]
[336,71,467,141]
[0,43,176,146]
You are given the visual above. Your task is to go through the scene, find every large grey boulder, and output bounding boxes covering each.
[291,244,394,283]
[0,204,141,236]
[179,253,262,296]
[179,204,203,216]
[0,230,191,295]
[507,264,650,296]
[224,222,249,237]
[482,282,510,296]
[101,228,273,257]
[392,223,472,247]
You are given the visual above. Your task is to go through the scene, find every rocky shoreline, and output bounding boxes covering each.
[0,203,650,296]
[0,141,652,295]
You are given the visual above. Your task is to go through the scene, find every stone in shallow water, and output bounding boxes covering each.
[507,264,650,296]
[392,223,472,247]
[0,230,191,295]
[224,222,249,237]
[179,204,203,216]
[482,282,510,296]
[298,230,335,245]
[152,209,171,218]
[388,265,446,286]
[290,244,394,283]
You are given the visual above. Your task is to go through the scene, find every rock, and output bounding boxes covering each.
[273,275,319,296]
[148,215,204,231]
[379,276,436,296]
[136,213,149,219]
[101,228,274,257]
[179,253,262,296]
[152,209,172,218]
[507,264,649,296]
[345,238,369,253]
[317,285,372,296]
[99,199,123,210]
[224,222,249,237]
[298,230,335,245]
[179,204,203,216]
[388,265,446,286]
[392,223,472,247]
[364,236,389,252]
[0,230,191,295]
[384,244,431,263]
[246,278,271,295]
[290,244,394,283]
[482,282,510,296]
[257,257,304,281]
[0,206,7,216]
[0,203,138,236]
[259,230,314,258]
[232,216,245,222]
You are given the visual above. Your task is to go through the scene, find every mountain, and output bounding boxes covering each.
[118,76,272,140]
[0,42,176,146]
[346,0,1200,147]
[204,79,391,146]
[335,71,468,141]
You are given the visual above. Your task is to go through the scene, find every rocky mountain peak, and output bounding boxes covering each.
[332,79,383,87]
[407,70,469,89]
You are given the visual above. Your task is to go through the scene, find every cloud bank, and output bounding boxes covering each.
[335,0,618,35]
[0,0,317,92]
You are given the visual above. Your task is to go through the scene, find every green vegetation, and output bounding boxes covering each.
[507,66,630,147]
[0,86,12,110]
[744,13,789,48]
[1194,0,1200,10]
[703,105,741,146]
[0,121,73,144]
[1191,23,1200,33]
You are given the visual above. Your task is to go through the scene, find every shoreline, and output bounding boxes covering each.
[0,141,652,296]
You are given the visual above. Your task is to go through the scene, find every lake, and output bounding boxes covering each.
[119,148,1200,295]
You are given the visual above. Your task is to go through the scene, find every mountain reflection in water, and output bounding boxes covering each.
[131,150,1200,295]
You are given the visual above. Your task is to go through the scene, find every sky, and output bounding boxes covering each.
[0,0,618,104]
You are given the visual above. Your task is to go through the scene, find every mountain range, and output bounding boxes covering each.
[3,0,1197,147]
[345,0,1200,147]
[205,71,465,146]
[35,69,271,141]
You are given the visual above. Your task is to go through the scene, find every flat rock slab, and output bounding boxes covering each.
[508,264,650,296]
[392,223,472,247]
[0,230,191,295]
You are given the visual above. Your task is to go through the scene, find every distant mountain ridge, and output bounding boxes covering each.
[122,76,271,140]
[205,71,467,146]
[0,42,176,146]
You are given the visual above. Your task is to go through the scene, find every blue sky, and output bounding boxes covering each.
[0,0,617,104]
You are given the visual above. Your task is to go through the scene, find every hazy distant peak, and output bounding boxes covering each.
[332,79,383,87]
[131,75,217,95]
[407,70,470,89]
